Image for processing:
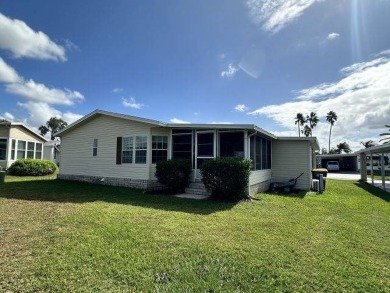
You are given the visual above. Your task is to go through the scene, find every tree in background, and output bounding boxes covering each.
[302,125,312,137]
[336,142,352,154]
[306,112,319,137]
[39,117,68,140]
[326,111,337,153]
[294,113,306,137]
[379,125,390,144]
[360,140,376,149]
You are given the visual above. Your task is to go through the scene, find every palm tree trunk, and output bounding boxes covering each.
[328,125,332,152]
[298,125,300,137]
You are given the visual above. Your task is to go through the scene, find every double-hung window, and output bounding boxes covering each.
[122,137,133,163]
[135,136,147,164]
[35,143,42,159]
[11,139,16,160]
[27,142,35,158]
[152,136,168,163]
[17,140,26,159]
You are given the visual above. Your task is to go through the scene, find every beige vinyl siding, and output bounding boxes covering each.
[149,127,171,180]
[272,140,311,190]
[9,126,45,142]
[60,115,153,180]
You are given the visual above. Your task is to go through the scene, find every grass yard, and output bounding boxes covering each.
[1,175,390,292]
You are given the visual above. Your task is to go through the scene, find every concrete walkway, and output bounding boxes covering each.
[326,172,360,180]
[175,193,210,200]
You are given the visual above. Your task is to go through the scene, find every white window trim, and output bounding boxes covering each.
[121,135,148,164]
[151,135,168,164]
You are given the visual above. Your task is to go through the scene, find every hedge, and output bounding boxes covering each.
[155,159,192,194]
[200,157,251,201]
[8,159,57,176]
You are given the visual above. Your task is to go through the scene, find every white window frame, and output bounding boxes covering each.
[93,139,98,157]
[152,135,168,164]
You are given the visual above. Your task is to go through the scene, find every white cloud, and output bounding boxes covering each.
[170,118,190,124]
[246,0,318,33]
[0,112,15,121]
[64,39,79,51]
[6,79,84,106]
[0,57,22,83]
[327,32,340,40]
[112,88,123,93]
[122,97,143,109]
[234,104,249,112]
[221,63,239,78]
[0,12,66,61]
[208,121,233,124]
[249,50,390,151]
[17,101,82,129]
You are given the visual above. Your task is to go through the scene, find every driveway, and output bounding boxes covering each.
[326,172,360,180]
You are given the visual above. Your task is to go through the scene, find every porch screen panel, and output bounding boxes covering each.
[197,133,214,157]
[261,138,267,169]
[219,132,244,158]
[255,136,261,170]
[172,134,192,160]
[0,139,6,160]
[267,140,271,169]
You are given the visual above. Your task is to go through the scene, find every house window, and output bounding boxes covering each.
[93,139,98,157]
[172,133,192,161]
[0,139,7,160]
[250,135,272,171]
[11,139,16,160]
[27,142,35,158]
[17,140,26,159]
[35,143,42,159]
[152,136,168,163]
[135,136,147,164]
[122,137,133,163]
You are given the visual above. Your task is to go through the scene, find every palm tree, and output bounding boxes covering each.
[379,125,390,144]
[294,113,306,137]
[306,112,319,137]
[360,140,376,148]
[336,142,352,154]
[39,117,68,140]
[326,111,337,152]
[302,125,312,137]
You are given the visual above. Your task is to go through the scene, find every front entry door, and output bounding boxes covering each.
[195,131,216,179]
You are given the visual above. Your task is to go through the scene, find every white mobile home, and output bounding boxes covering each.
[56,110,319,195]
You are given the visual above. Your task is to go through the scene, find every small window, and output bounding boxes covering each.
[35,143,42,159]
[122,137,133,163]
[93,139,98,157]
[17,140,26,159]
[0,139,7,160]
[27,142,35,158]
[135,136,147,164]
[11,139,16,160]
[152,136,168,163]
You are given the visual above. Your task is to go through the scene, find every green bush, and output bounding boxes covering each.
[155,159,192,194]
[200,157,251,201]
[8,159,57,176]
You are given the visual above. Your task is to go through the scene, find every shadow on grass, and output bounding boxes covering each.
[260,189,307,199]
[354,181,390,202]
[0,178,236,215]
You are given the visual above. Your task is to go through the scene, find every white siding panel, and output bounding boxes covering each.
[249,169,272,185]
[60,115,153,180]
[272,140,311,190]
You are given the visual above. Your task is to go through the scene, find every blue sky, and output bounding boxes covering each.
[0,0,389,151]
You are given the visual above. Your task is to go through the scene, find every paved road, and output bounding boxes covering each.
[326,172,361,180]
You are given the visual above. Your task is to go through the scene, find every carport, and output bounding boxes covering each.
[357,144,390,192]
[316,154,358,171]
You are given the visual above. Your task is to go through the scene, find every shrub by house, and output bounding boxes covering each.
[155,159,192,194]
[8,159,57,176]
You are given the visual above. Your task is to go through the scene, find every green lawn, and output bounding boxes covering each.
[1,175,390,292]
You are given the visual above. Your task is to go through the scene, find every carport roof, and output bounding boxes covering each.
[356,144,390,154]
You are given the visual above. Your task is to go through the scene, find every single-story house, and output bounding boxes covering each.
[43,141,61,166]
[0,121,48,169]
[55,110,319,195]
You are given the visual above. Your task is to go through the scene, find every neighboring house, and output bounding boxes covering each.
[43,141,61,165]
[56,110,319,195]
[316,154,359,171]
[0,121,48,169]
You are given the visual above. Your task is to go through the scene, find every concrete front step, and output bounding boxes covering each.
[185,182,211,196]
[184,189,210,196]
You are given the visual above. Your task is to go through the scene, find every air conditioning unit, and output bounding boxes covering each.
[312,179,319,191]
